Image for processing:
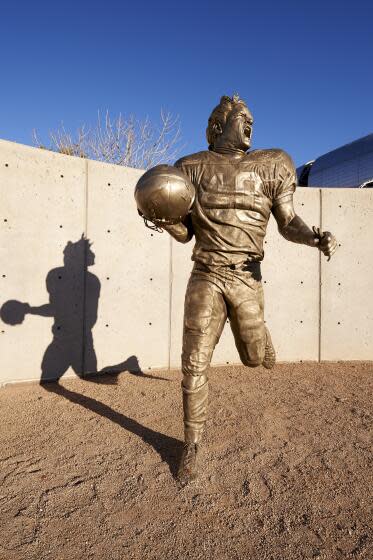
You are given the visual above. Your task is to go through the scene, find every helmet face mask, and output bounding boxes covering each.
[138,207,187,231]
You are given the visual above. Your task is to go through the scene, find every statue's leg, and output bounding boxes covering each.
[182,272,227,441]
[227,274,275,368]
[178,271,227,484]
[181,373,209,444]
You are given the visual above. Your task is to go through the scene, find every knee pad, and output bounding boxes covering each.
[182,348,212,377]
[242,358,263,368]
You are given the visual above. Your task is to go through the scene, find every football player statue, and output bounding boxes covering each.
[135,95,337,486]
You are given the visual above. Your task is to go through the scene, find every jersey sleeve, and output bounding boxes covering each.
[174,155,203,187]
[271,151,297,208]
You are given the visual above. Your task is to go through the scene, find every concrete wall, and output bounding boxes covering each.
[0,139,372,385]
[320,189,373,360]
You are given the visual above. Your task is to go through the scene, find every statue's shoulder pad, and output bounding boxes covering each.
[249,148,293,164]
[175,151,213,167]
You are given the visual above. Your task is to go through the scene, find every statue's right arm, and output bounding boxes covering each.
[272,197,338,258]
[163,213,194,244]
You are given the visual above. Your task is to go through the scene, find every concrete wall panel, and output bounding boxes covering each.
[169,240,193,369]
[320,189,373,360]
[0,140,86,384]
[262,188,320,362]
[85,160,170,374]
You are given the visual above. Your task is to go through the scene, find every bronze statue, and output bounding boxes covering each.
[135,95,337,486]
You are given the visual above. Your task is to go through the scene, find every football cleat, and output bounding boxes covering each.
[177,443,200,487]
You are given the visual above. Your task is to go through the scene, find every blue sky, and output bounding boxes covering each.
[0,0,372,166]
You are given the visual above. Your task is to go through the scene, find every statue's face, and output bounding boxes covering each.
[215,105,253,151]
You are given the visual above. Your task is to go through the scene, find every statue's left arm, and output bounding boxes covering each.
[270,150,337,259]
[272,196,338,259]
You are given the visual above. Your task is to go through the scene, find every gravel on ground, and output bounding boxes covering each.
[0,362,372,560]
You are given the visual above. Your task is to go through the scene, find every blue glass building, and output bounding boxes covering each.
[297,134,373,188]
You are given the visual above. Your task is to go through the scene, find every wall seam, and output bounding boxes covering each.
[168,235,173,371]
[81,158,89,376]
[168,236,173,371]
[318,188,322,362]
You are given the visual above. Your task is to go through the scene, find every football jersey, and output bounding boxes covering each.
[175,148,297,265]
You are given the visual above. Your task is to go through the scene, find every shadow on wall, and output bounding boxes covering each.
[0,236,164,383]
[0,237,180,473]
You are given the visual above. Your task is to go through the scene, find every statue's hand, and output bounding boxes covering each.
[313,227,338,260]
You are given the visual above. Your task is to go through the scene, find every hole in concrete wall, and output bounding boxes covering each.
[59,225,63,228]
[105,324,109,327]
[2,274,6,278]
[338,282,341,286]
[107,183,111,186]
[1,330,4,333]
[57,326,61,330]
[107,230,111,233]
[149,322,152,326]
[301,203,304,206]
[338,243,341,247]
[301,281,303,284]
[151,234,154,237]
[300,320,303,323]
[60,174,64,178]
[150,278,153,281]
[4,218,7,222]
[5,163,9,167]
[148,367,152,370]
[264,240,267,244]
[226,361,229,364]
[264,280,267,283]
[106,277,110,280]
[339,205,342,208]
[338,321,341,325]
[58,275,62,279]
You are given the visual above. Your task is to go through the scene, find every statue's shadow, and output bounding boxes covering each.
[43,381,182,478]
[0,236,182,478]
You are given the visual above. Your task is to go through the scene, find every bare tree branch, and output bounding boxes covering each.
[33,110,183,169]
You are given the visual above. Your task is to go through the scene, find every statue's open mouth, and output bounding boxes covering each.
[244,126,252,139]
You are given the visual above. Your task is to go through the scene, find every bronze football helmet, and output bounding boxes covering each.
[134,164,195,230]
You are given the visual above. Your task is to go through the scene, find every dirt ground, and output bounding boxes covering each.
[0,362,372,560]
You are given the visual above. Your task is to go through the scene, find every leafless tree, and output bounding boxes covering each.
[33,110,182,169]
